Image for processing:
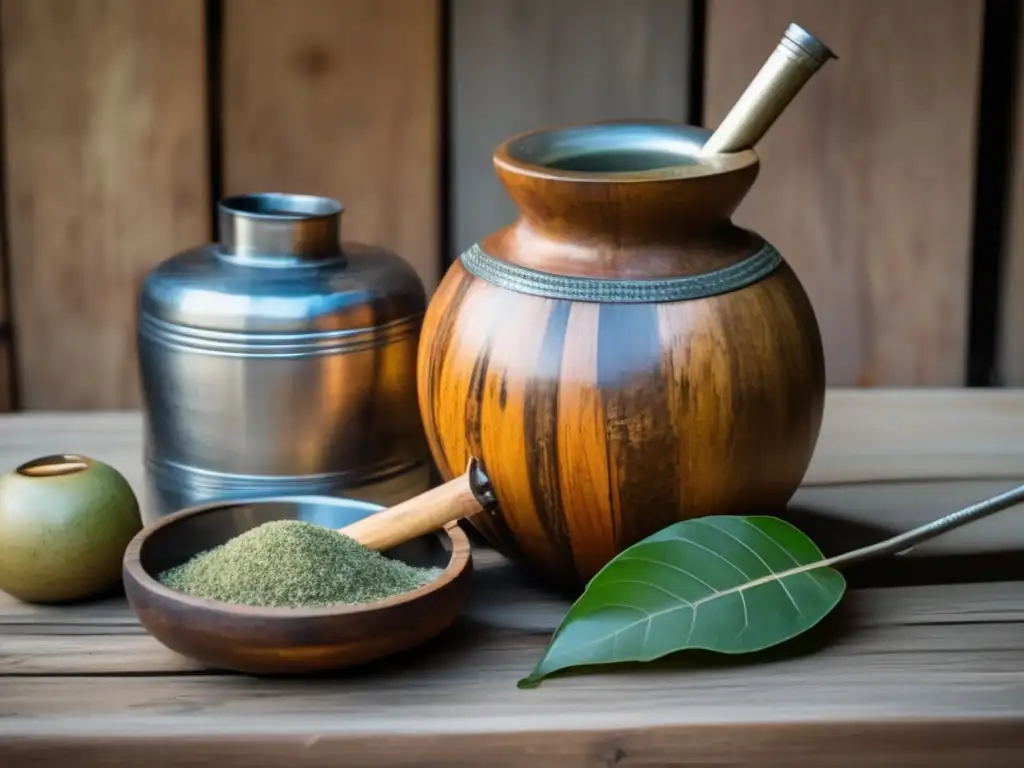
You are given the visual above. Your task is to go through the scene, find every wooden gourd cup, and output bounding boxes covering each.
[412,23,839,590]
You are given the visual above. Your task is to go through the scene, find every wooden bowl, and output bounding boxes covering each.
[122,495,472,675]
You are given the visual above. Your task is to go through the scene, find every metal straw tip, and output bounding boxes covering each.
[783,22,838,64]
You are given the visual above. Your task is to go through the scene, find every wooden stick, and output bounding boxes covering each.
[337,472,482,551]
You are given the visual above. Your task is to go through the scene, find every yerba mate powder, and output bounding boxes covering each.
[158,520,442,608]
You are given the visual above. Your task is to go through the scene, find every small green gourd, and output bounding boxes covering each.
[0,454,142,603]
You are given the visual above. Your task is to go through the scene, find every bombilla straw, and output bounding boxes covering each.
[699,22,837,156]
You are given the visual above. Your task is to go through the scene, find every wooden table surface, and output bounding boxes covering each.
[1,389,1023,766]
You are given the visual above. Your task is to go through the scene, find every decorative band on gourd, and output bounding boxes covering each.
[458,241,783,303]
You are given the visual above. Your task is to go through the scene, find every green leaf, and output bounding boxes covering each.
[518,515,846,688]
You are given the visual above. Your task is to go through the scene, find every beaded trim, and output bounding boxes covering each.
[459,241,782,303]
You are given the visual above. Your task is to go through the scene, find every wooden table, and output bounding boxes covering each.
[1,389,1023,766]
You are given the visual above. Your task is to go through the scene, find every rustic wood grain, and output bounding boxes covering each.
[0,0,210,410]
[0,21,8,413]
[1,723,1023,768]
[0,338,10,412]
[2,538,1024,646]
[998,8,1024,384]
[2,581,1024,766]
[705,0,983,386]
[0,214,5,333]
[222,0,440,292]
[3,393,1024,763]
[3,588,1023,711]
[0,129,8,412]
[451,0,692,256]
[4,391,1024,550]
[2,565,1022,673]
[0,411,147,489]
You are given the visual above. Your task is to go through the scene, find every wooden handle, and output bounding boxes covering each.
[337,471,483,551]
[700,22,836,155]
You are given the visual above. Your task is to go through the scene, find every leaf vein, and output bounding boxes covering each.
[597,579,694,607]
[546,602,696,658]
[589,602,651,617]
[738,590,750,638]
[684,606,698,645]
[735,517,805,567]
[734,517,835,599]
[676,537,753,580]
[614,555,717,592]
[696,518,803,617]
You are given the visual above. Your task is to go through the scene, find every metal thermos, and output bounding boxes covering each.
[136,193,432,518]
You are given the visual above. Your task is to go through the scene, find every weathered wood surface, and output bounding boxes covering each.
[0,140,8,411]
[450,0,693,256]
[706,0,983,386]
[0,0,210,410]
[1,578,1023,766]
[1,391,1023,763]
[998,5,1024,385]
[222,0,441,292]
[0,337,10,412]
[4,389,1023,554]
[0,16,10,413]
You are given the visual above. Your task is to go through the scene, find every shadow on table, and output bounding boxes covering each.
[782,503,1022,588]
[218,597,868,689]
[210,502,1021,687]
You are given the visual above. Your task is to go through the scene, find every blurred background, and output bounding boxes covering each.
[0,0,1017,412]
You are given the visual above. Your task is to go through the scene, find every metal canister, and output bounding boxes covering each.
[136,192,431,518]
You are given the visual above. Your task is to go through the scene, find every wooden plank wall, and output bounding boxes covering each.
[0,0,209,410]
[0,29,6,412]
[998,4,1024,386]
[0,255,8,410]
[222,0,440,294]
[451,0,693,255]
[0,0,1016,411]
[705,0,983,387]
[0,176,8,411]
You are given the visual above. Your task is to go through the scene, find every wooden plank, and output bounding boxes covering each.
[4,396,1024,763]
[6,549,1021,632]
[4,390,1024,488]
[0,338,10,412]
[451,0,693,256]
[804,389,1024,485]
[0,0,210,410]
[998,8,1024,384]
[4,390,1024,549]
[221,0,441,292]
[9,615,1018,682]
[0,411,145,487]
[1,583,1023,765]
[705,0,983,386]
[2,605,1022,718]
[2,722,1023,768]
[0,116,8,413]
[0,23,8,413]
[3,578,1022,673]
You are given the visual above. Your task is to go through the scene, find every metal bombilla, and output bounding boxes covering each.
[700,22,837,156]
